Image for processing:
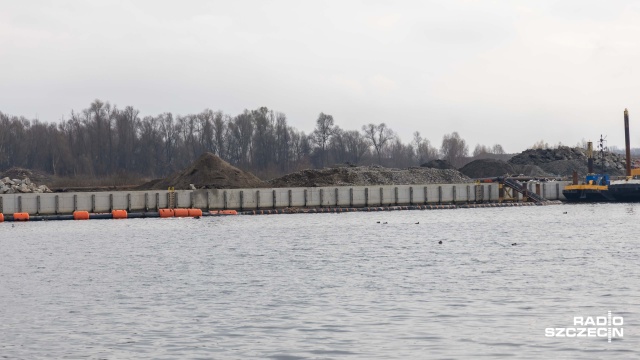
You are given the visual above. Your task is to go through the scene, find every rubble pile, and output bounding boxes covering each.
[0,177,52,194]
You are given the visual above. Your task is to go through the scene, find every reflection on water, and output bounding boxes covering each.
[1,203,639,359]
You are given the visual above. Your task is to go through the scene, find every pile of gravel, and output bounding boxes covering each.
[508,146,626,176]
[268,165,472,187]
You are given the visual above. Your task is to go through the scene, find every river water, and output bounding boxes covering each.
[1,203,638,359]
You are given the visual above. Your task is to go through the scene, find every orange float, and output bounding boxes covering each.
[0,213,4,222]
[187,208,202,217]
[173,208,189,217]
[13,212,30,221]
[159,208,175,218]
[111,210,128,219]
[73,211,90,220]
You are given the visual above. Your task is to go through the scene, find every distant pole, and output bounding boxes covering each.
[587,141,593,174]
[624,109,631,177]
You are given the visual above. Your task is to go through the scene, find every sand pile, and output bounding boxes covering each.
[138,152,266,190]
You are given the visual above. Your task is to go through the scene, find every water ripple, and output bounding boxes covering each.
[1,203,639,359]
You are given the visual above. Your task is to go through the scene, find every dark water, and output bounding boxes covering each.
[1,203,638,359]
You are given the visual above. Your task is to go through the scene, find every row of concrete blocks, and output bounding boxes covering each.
[0,182,570,215]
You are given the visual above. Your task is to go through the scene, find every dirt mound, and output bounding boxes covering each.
[459,159,515,178]
[508,147,626,176]
[268,165,471,187]
[421,159,454,169]
[1,167,53,185]
[138,152,266,190]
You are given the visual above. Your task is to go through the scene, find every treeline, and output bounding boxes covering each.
[0,100,505,179]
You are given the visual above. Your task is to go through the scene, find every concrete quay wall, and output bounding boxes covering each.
[0,181,571,215]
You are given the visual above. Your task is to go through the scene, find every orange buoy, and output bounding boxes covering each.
[73,211,90,220]
[111,210,128,219]
[187,208,202,217]
[220,210,238,215]
[13,212,29,221]
[173,208,189,217]
[159,208,174,218]
[0,213,4,222]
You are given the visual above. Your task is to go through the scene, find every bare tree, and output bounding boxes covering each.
[531,140,550,149]
[311,113,334,167]
[492,144,505,154]
[115,106,140,172]
[440,132,468,168]
[328,126,348,164]
[197,109,215,154]
[274,112,290,172]
[362,123,394,165]
[473,144,490,157]
[344,130,370,165]
[389,138,414,168]
[212,111,227,158]
[251,107,276,170]
[158,112,180,174]
[230,111,254,166]
[412,131,438,165]
[290,130,311,171]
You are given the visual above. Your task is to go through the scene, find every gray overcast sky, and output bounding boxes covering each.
[2,0,640,152]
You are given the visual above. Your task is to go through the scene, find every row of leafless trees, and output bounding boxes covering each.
[0,100,505,179]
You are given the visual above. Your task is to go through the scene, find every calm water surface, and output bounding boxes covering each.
[1,203,639,359]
